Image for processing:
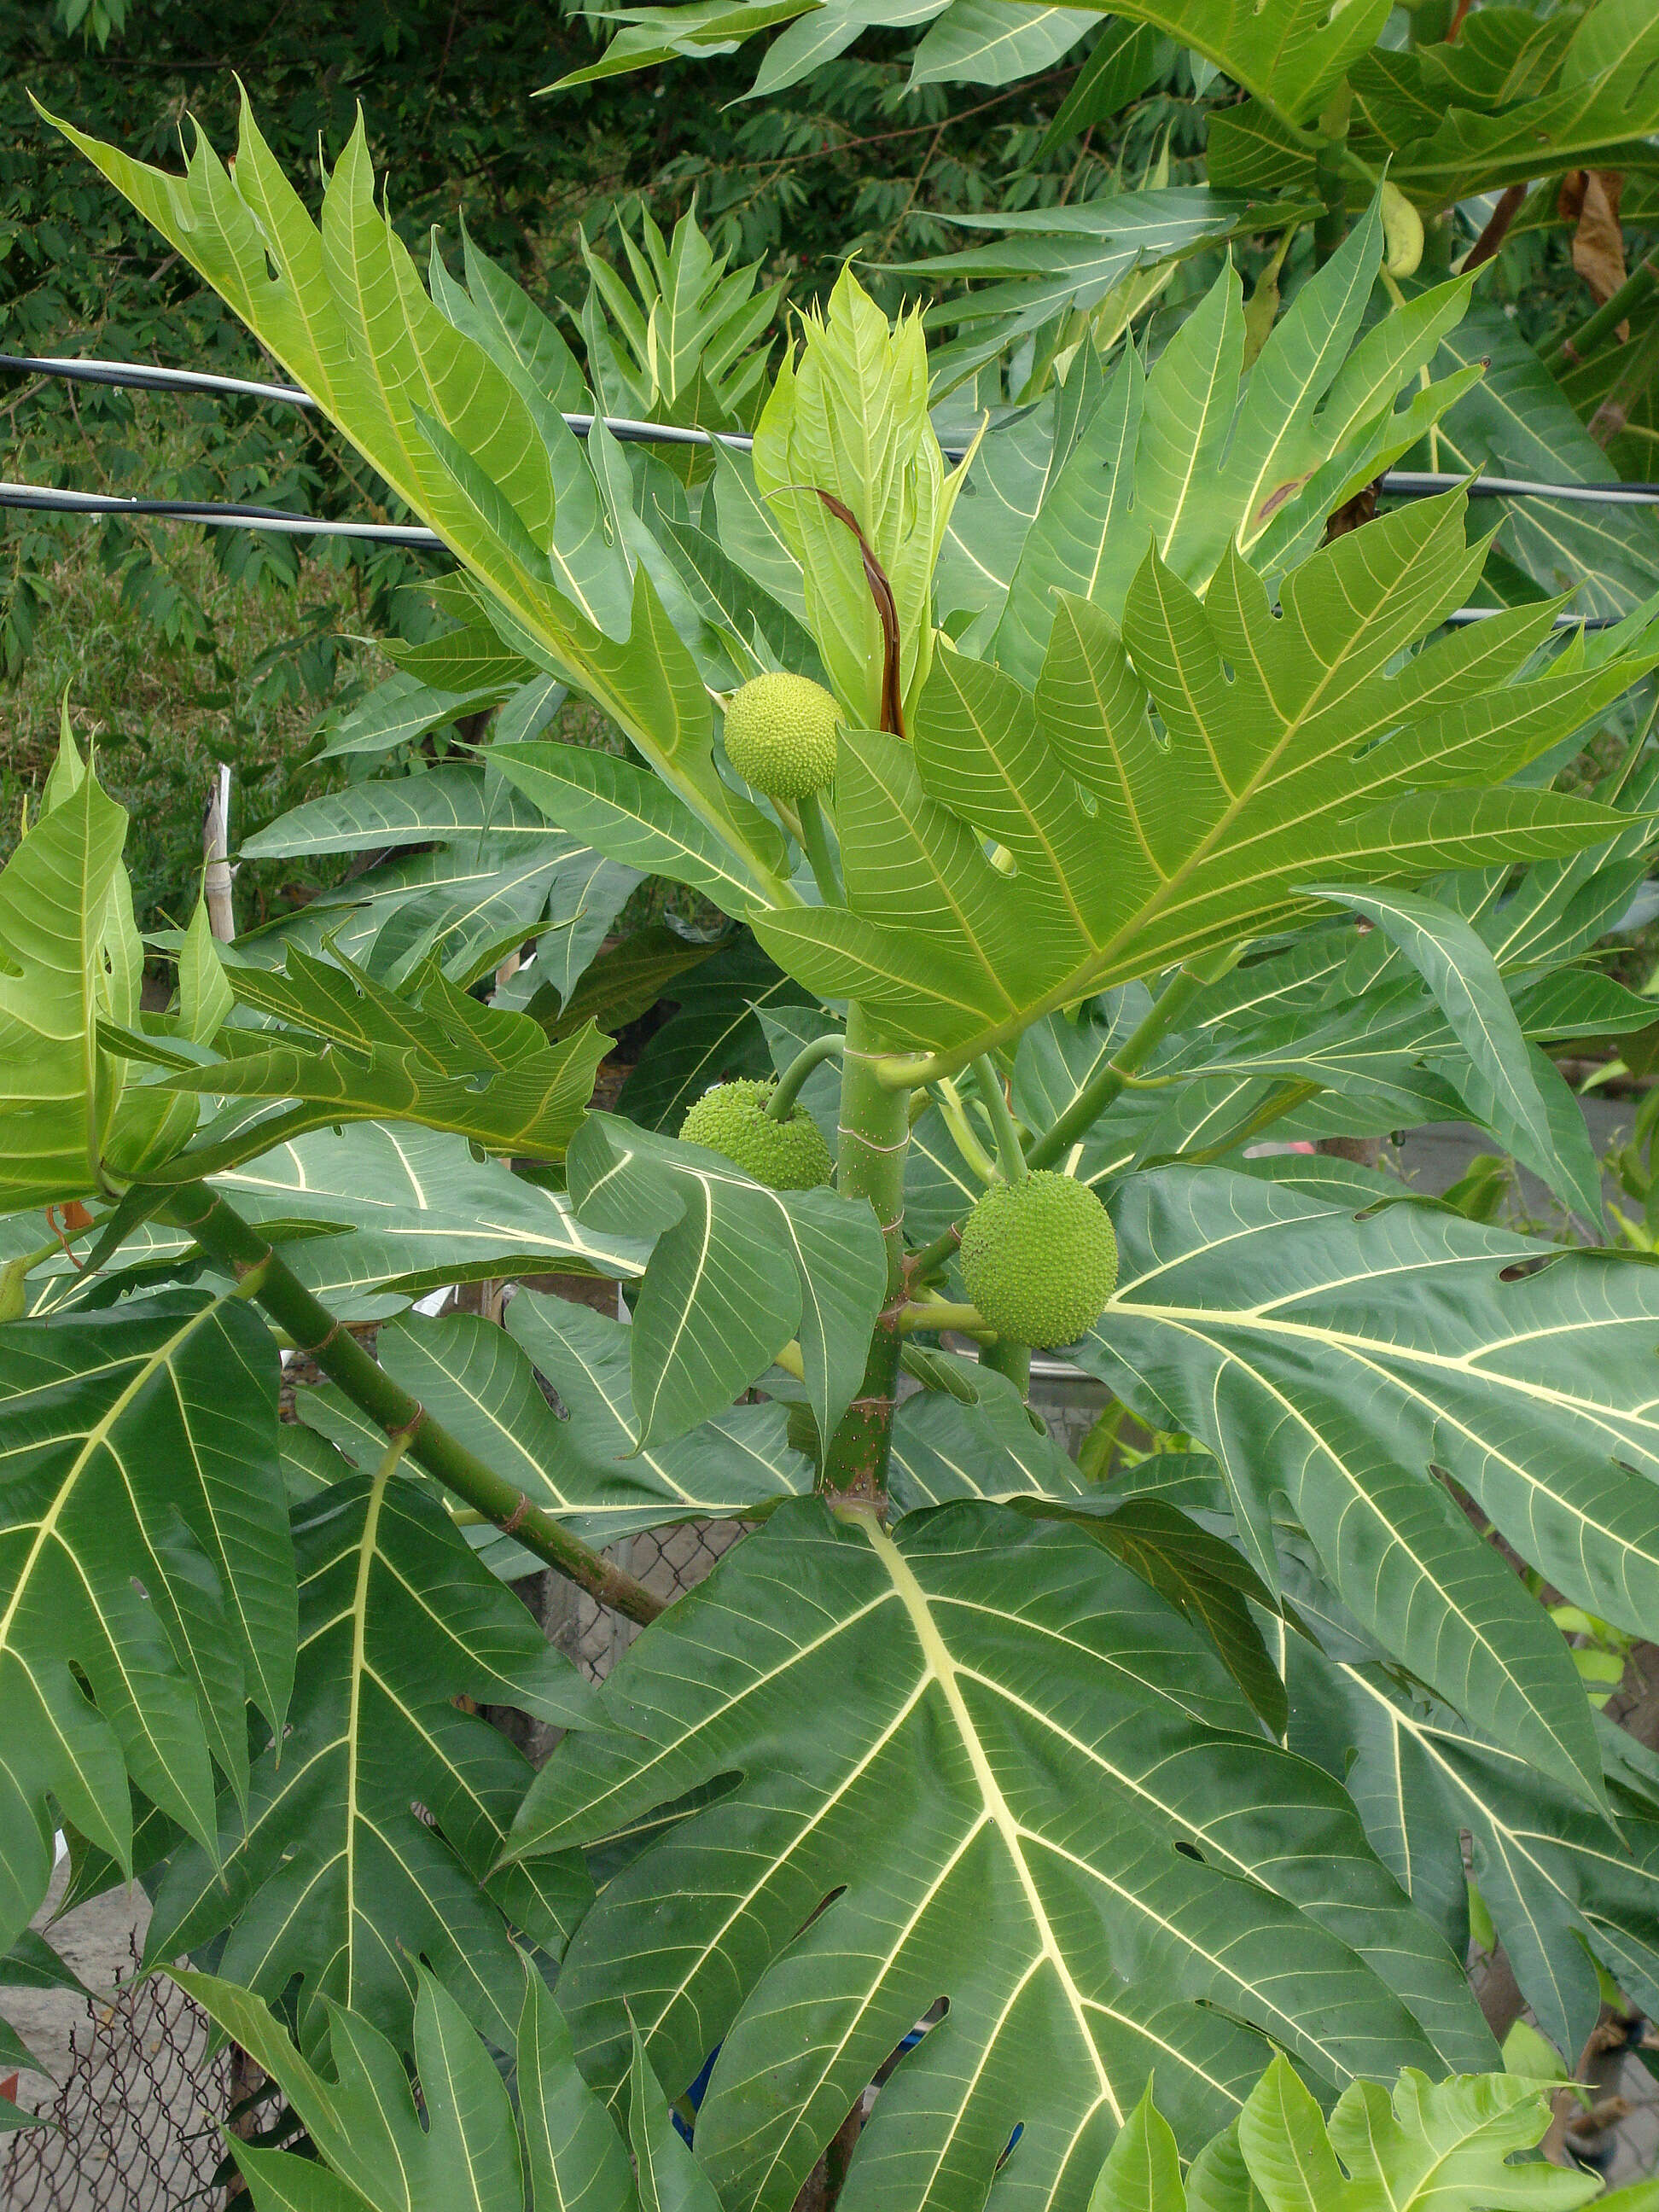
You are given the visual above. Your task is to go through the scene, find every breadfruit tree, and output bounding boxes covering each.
[8,74,1659,2212]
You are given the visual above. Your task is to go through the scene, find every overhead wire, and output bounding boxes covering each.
[0,351,1654,630]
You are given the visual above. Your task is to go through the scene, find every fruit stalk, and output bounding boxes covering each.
[818,1004,910,1500]
[161,1179,665,1625]
[797,790,844,904]
[768,1032,846,1121]
[972,1056,1027,1183]
[980,1336,1031,1395]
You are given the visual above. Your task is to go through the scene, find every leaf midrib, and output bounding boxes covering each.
[856,1509,1126,2128]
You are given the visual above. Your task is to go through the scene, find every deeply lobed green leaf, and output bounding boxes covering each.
[507,1500,1493,2212]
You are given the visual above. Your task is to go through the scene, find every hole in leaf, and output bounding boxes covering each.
[1499,1254,1554,1284]
[875,1998,947,2087]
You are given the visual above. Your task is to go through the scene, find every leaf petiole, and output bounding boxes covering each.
[160,1179,665,1625]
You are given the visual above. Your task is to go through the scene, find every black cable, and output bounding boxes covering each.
[0,353,760,454]
[0,482,1636,626]
[10,353,1659,504]
[0,480,441,549]
[0,356,1648,625]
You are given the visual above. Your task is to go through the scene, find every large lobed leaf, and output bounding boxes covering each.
[47,97,794,907]
[567,1112,889,1451]
[0,1291,291,1953]
[182,1959,718,2212]
[144,1462,594,2054]
[544,0,1387,120]
[1211,0,1659,212]
[1289,1609,1659,2069]
[7,1122,650,1324]
[758,492,1647,1064]
[506,1499,1493,2212]
[137,942,612,1176]
[375,1293,813,1543]
[965,210,1480,678]
[1076,1165,1659,1810]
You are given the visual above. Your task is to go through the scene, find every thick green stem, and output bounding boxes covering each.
[1552,256,1659,372]
[898,1298,989,1338]
[162,1180,664,1626]
[907,1220,962,1284]
[972,1057,1027,1183]
[819,1005,911,1499]
[1025,963,1216,1172]
[769,1031,845,1120]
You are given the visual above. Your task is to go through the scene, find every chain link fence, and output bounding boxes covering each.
[0,1522,732,2212]
[1,1933,231,2211]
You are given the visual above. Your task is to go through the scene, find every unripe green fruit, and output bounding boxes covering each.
[723,672,841,802]
[680,1079,834,1190]
[959,1170,1117,1349]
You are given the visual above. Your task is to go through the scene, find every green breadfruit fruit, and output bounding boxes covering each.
[679,1078,834,1190]
[959,1169,1118,1349]
[722,672,841,802]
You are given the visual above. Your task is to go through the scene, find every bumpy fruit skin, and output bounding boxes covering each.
[680,1079,834,1190]
[723,672,841,802]
[959,1170,1118,1348]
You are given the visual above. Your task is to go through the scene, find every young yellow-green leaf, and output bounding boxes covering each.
[1086,2081,1186,2212]
[0,732,135,1208]
[988,216,1476,684]
[48,99,793,905]
[178,894,234,1045]
[1087,0,1389,123]
[1212,0,1659,212]
[758,496,1650,1067]
[753,265,973,731]
[1232,2053,1600,2212]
